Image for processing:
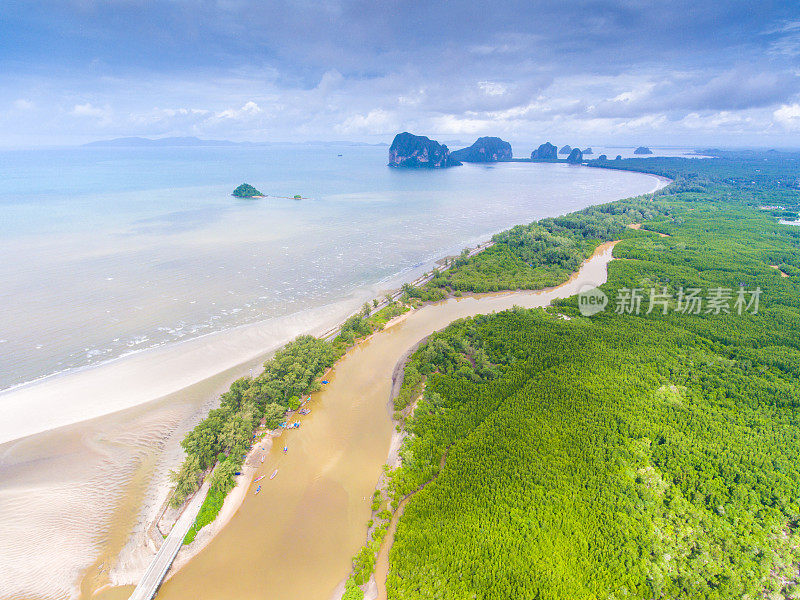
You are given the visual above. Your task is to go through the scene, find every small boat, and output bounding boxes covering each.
[289,422,300,429]
[321,380,329,384]
[270,469,279,480]
[283,446,288,453]
[254,475,265,483]
[254,485,261,495]
[298,408,310,415]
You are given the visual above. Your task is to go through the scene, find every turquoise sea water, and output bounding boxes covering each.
[0,144,662,391]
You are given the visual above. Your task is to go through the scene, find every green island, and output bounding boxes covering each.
[340,150,800,599]
[232,183,264,198]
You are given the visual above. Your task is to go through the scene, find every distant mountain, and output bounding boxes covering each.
[84,136,244,147]
[84,137,390,148]
[634,146,653,155]
[566,148,584,163]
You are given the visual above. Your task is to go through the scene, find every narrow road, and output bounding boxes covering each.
[128,479,210,600]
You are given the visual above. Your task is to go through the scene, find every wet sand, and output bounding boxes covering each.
[151,242,619,600]
[0,349,270,600]
[0,297,363,446]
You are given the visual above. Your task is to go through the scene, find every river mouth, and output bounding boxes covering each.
[147,243,618,600]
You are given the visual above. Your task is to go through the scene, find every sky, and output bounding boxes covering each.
[1,0,800,148]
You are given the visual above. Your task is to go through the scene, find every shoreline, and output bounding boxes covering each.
[95,170,670,596]
[0,167,669,600]
[139,172,669,586]
[0,171,668,448]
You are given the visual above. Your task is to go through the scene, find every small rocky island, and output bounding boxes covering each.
[634,146,653,154]
[583,147,593,155]
[559,145,572,155]
[450,137,512,162]
[566,148,584,163]
[388,132,462,168]
[530,142,558,161]
[232,183,264,198]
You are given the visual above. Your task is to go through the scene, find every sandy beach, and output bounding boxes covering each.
[0,295,366,446]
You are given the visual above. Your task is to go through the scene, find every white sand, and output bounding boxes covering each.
[0,296,364,445]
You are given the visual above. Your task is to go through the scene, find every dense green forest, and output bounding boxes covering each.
[426,150,800,295]
[426,194,671,293]
[374,152,800,599]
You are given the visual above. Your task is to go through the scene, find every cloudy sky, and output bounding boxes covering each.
[1,0,800,148]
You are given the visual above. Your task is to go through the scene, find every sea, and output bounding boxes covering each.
[0,143,671,395]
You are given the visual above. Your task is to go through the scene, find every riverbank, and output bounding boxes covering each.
[136,229,630,592]
[343,154,800,598]
[147,237,624,600]
[348,241,622,600]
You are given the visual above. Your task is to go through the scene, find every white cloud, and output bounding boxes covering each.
[316,70,344,93]
[334,109,396,135]
[431,114,493,135]
[774,103,800,129]
[216,101,261,120]
[71,102,109,118]
[478,81,507,96]
[763,20,800,35]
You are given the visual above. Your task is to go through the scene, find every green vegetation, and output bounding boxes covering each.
[426,197,671,293]
[333,301,409,351]
[341,577,365,600]
[369,301,410,328]
[169,335,338,531]
[183,486,226,544]
[232,183,264,197]
[401,281,447,305]
[375,152,800,598]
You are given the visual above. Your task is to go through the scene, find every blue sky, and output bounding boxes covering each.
[1,0,799,147]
